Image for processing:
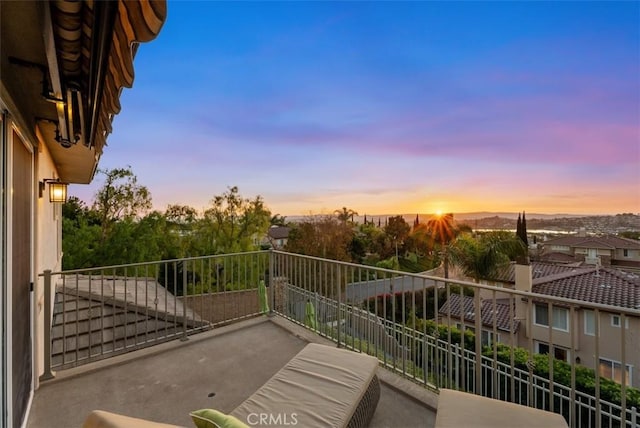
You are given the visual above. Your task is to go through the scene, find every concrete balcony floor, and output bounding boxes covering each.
[28,316,437,428]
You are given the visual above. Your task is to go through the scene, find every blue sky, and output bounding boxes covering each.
[70,1,640,216]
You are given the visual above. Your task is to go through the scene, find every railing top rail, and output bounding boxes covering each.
[41,249,640,315]
[39,250,270,276]
[273,250,640,316]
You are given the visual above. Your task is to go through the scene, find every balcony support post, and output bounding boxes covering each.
[40,269,55,381]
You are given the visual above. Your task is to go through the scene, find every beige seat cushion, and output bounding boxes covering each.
[82,410,183,428]
[231,343,379,428]
[435,389,568,428]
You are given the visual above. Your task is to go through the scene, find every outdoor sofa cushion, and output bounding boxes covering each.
[82,410,182,428]
[231,343,380,428]
[435,388,569,428]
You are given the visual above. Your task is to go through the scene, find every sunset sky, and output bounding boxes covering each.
[70,1,640,216]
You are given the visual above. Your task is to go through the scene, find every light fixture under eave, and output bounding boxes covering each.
[39,179,68,203]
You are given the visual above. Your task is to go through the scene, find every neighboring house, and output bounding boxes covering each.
[264,226,291,250]
[538,235,640,268]
[439,262,640,388]
[438,294,520,347]
[0,2,166,426]
[526,266,640,388]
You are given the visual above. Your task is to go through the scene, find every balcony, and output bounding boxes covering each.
[29,251,640,427]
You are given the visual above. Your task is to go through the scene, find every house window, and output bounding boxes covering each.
[535,342,569,362]
[623,249,629,258]
[534,304,569,332]
[611,315,629,329]
[584,310,595,336]
[481,330,500,347]
[599,358,632,385]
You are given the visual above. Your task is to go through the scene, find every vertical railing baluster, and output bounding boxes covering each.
[570,306,576,428]
[268,251,274,315]
[111,268,116,354]
[153,264,159,339]
[509,292,515,404]
[144,265,149,343]
[526,296,534,407]
[181,262,187,341]
[100,271,104,359]
[134,274,139,346]
[432,278,437,388]
[548,301,554,412]
[336,263,342,347]
[87,271,92,362]
[595,308,601,428]
[491,290,498,400]
[123,273,128,351]
[474,291,482,395]
[621,312,627,427]
[74,272,79,364]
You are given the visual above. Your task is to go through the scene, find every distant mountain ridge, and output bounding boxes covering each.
[288,212,600,223]
[445,212,589,221]
[285,212,640,234]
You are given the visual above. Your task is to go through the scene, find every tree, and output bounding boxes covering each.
[286,216,354,262]
[92,166,152,241]
[383,215,411,263]
[62,215,101,269]
[521,211,529,246]
[270,214,288,226]
[165,204,198,227]
[197,186,271,254]
[449,231,526,282]
[63,196,99,225]
[334,206,358,223]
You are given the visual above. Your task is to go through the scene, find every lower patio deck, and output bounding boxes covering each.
[27,316,437,428]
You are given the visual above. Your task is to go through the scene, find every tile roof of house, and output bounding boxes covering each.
[540,235,640,250]
[532,267,640,309]
[268,226,291,240]
[438,294,520,333]
[538,252,579,263]
[492,261,588,283]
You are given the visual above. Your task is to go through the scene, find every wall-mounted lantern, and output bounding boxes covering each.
[39,179,68,203]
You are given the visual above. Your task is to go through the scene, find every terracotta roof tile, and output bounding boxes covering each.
[492,262,588,283]
[438,294,520,333]
[532,267,640,309]
[268,226,291,240]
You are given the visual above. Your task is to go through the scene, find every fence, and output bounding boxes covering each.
[40,250,640,427]
[271,251,640,428]
[40,251,269,377]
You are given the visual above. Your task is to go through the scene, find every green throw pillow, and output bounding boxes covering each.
[190,409,249,428]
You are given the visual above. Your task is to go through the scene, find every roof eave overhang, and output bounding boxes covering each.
[46,0,167,183]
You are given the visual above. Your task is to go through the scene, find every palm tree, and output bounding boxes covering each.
[334,207,358,223]
[427,213,456,278]
[449,231,526,282]
[270,214,287,226]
